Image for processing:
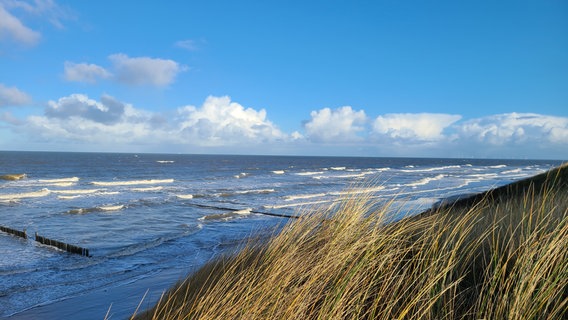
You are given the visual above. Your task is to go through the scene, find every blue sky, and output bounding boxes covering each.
[0,0,567,159]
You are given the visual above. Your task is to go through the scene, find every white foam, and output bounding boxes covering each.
[314,172,375,180]
[234,173,248,179]
[99,205,124,211]
[272,170,285,174]
[400,165,461,173]
[489,165,507,169]
[57,195,81,200]
[0,188,50,200]
[330,167,346,171]
[132,186,163,192]
[295,171,324,176]
[38,177,80,183]
[156,160,175,163]
[177,194,194,199]
[406,174,446,187]
[501,168,522,174]
[234,208,252,215]
[235,189,275,195]
[329,186,386,196]
[41,182,76,187]
[52,189,101,195]
[91,179,174,186]
[263,199,334,209]
[284,193,327,201]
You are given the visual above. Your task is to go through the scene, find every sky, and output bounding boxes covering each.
[0,0,567,159]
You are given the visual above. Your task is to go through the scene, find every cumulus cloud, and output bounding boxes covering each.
[177,96,285,145]
[109,53,185,87]
[304,106,367,143]
[0,83,31,106]
[45,94,125,124]
[63,62,112,83]
[0,4,40,45]
[373,113,462,142]
[457,113,568,145]
[19,94,285,148]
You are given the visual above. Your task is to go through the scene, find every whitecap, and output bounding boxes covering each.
[177,194,194,199]
[91,179,174,186]
[52,189,101,195]
[406,174,446,187]
[501,168,522,174]
[295,171,324,176]
[330,167,346,171]
[0,188,50,200]
[99,205,124,211]
[272,170,285,174]
[329,186,386,196]
[400,165,461,173]
[156,160,175,164]
[234,208,252,215]
[132,186,163,192]
[284,193,327,201]
[58,195,81,200]
[38,177,80,183]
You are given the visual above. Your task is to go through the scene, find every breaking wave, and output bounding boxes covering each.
[51,189,101,195]
[272,170,285,175]
[67,205,124,214]
[38,177,80,183]
[131,186,163,192]
[0,188,50,200]
[400,165,462,173]
[91,179,174,186]
[295,171,324,176]
[284,193,327,201]
[156,160,175,164]
[406,174,446,187]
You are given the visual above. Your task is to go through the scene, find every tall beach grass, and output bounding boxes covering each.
[134,164,568,319]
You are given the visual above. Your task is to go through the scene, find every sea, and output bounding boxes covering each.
[0,151,563,318]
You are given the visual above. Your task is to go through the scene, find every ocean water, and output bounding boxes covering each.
[0,152,562,317]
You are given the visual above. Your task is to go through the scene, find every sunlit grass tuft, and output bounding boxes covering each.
[134,164,568,320]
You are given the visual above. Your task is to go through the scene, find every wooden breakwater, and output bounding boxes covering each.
[35,233,90,257]
[0,225,27,239]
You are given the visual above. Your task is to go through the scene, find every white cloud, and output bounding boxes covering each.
[304,106,367,143]
[177,96,285,145]
[109,53,185,87]
[63,62,112,83]
[0,4,40,45]
[457,113,568,145]
[373,113,462,142]
[17,94,285,148]
[0,0,72,46]
[0,83,31,106]
[46,93,125,124]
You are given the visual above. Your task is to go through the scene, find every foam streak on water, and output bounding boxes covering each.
[0,152,560,318]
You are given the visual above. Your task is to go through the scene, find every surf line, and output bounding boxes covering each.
[185,203,301,219]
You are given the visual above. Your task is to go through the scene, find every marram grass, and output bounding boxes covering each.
[133,164,567,320]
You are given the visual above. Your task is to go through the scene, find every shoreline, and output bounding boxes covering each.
[6,163,566,319]
[7,266,187,320]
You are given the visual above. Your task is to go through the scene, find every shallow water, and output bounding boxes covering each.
[0,152,561,317]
